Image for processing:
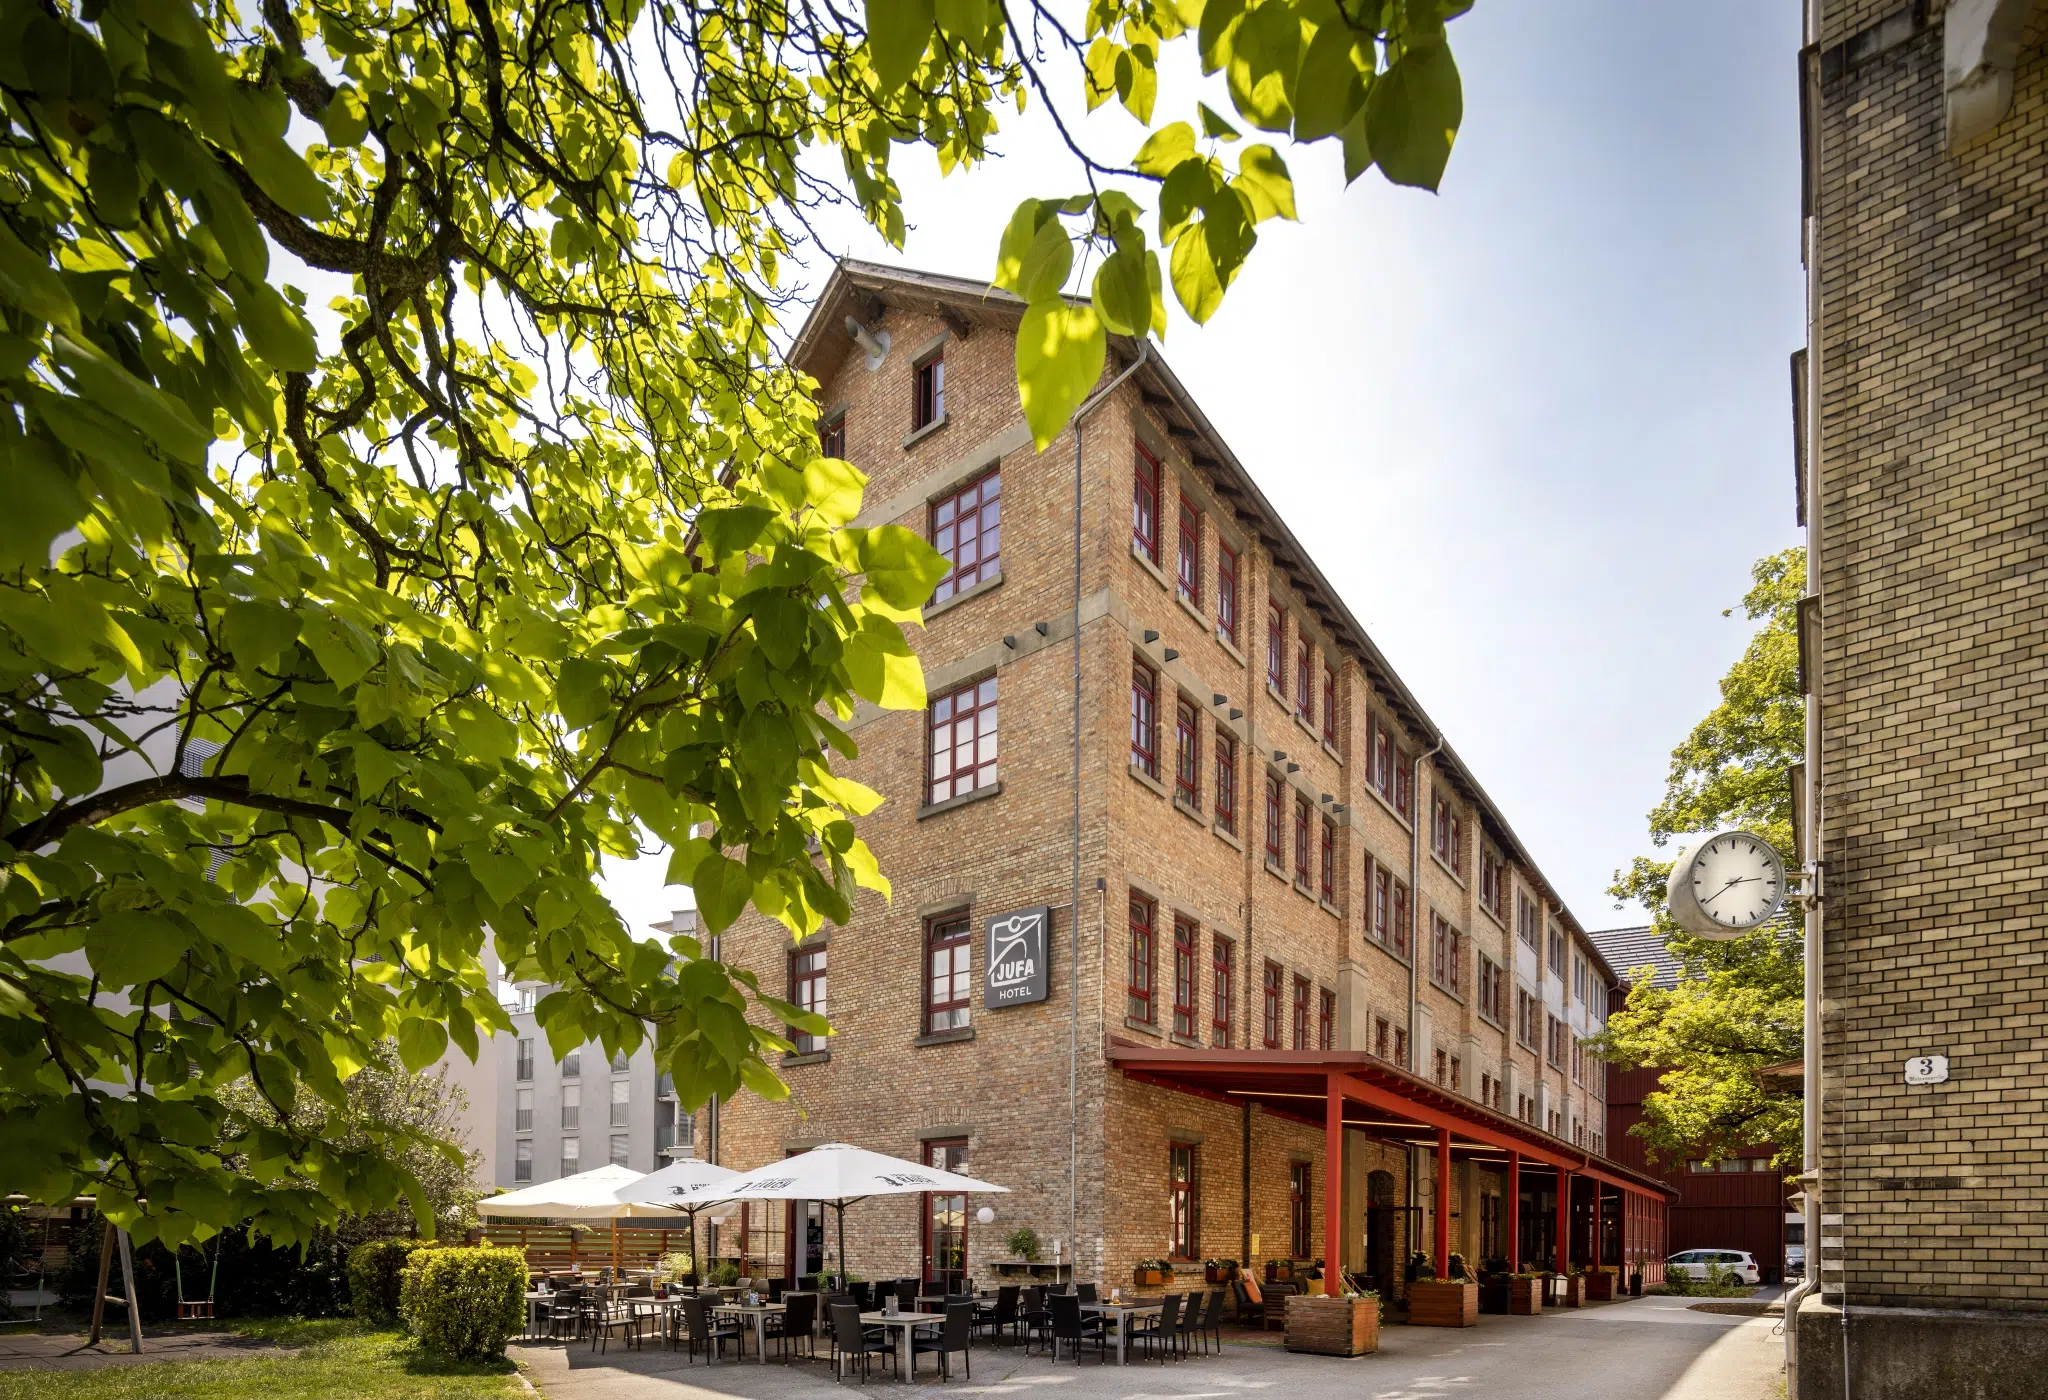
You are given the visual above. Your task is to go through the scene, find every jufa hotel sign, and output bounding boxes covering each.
[984,906,1050,1009]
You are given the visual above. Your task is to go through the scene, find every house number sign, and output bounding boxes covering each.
[1904,1055,1949,1085]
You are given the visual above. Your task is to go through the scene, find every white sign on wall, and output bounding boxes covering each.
[1904,1054,1949,1085]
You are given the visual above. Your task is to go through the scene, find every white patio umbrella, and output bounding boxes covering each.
[662,1142,1009,1286]
[611,1158,742,1281]
[477,1164,682,1220]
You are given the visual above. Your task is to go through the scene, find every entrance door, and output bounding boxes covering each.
[1365,1170,1397,1298]
[923,1139,968,1289]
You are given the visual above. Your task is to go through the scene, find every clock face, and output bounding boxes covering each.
[1688,833,1784,929]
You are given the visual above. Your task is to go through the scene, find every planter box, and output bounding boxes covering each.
[1584,1271,1615,1301]
[1406,1279,1479,1327]
[1134,1269,1164,1287]
[1479,1279,1510,1315]
[1509,1277,1545,1316]
[1205,1266,1236,1284]
[1560,1275,1586,1308]
[1284,1294,1379,1356]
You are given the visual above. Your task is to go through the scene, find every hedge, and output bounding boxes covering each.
[401,1243,526,1359]
[347,1238,436,1323]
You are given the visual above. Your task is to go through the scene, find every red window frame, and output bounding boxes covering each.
[1177,496,1202,607]
[925,914,972,1033]
[928,676,998,805]
[1213,730,1237,835]
[913,352,945,430]
[1395,750,1413,820]
[1322,663,1337,744]
[1130,661,1158,778]
[1296,638,1313,723]
[1392,880,1411,957]
[1211,935,1234,1046]
[819,416,845,458]
[1132,442,1161,564]
[1263,776,1285,868]
[1450,815,1463,873]
[1480,847,1500,918]
[1373,865,1391,943]
[1394,1027,1409,1069]
[1319,817,1336,903]
[1291,973,1310,1050]
[1216,542,1239,647]
[1289,1162,1311,1258]
[1172,915,1198,1039]
[1128,892,1156,1024]
[1371,716,1393,797]
[1261,960,1282,1049]
[790,945,827,1053]
[1375,1017,1390,1060]
[930,469,1000,604]
[1267,602,1285,693]
[1174,695,1200,808]
[1431,795,1450,864]
[1293,795,1312,885]
[1317,987,1335,1050]
[1169,1142,1200,1260]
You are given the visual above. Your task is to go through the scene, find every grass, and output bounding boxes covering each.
[0,1320,524,1400]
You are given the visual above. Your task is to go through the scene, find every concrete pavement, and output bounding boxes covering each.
[514,1295,1786,1400]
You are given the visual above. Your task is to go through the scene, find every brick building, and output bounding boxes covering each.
[706,260,1671,1299]
[1794,1,2048,1392]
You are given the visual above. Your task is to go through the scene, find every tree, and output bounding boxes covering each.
[0,0,1469,1247]
[1594,548,1805,1167]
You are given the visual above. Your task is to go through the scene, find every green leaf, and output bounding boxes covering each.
[556,656,612,732]
[1198,0,1245,74]
[51,336,210,465]
[803,456,866,527]
[856,524,948,613]
[232,278,319,372]
[1170,223,1227,323]
[1015,218,1074,302]
[1233,145,1297,222]
[844,618,926,710]
[1092,246,1152,337]
[228,86,333,220]
[1338,102,1374,184]
[1366,36,1462,191]
[1225,0,1301,132]
[221,599,301,672]
[0,429,85,568]
[1198,101,1242,141]
[32,390,172,496]
[691,852,753,935]
[993,200,1049,293]
[696,505,774,558]
[1015,297,1107,452]
[1292,21,1369,142]
[319,84,370,148]
[934,0,988,45]
[300,611,380,689]
[0,219,77,329]
[85,910,188,988]
[1133,121,1196,177]
[865,0,936,93]
[396,1017,450,1072]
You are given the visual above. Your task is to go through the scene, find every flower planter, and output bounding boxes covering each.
[1584,1271,1615,1302]
[1405,1279,1479,1327]
[1508,1277,1545,1316]
[1284,1294,1379,1356]
[1205,1265,1235,1284]
[1134,1268,1164,1287]
[1560,1275,1586,1308]
[1478,1279,1510,1315]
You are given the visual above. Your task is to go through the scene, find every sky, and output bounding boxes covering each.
[599,0,1809,939]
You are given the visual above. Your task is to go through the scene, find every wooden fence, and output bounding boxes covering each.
[472,1224,697,1274]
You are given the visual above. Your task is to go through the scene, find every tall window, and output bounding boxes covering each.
[1394,749,1413,820]
[1262,961,1282,1048]
[930,469,1000,604]
[610,1133,630,1168]
[1319,817,1336,903]
[611,1077,630,1128]
[1130,662,1159,778]
[1375,1017,1390,1060]
[791,945,827,1053]
[1289,1162,1312,1258]
[1431,793,1454,866]
[1169,1143,1201,1259]
[819,415,846,458]
[1293,795,1312,885]
[1394,1026,1409,1068]
[1291,974,1310,1050]
[1172,916,1198,1039]
[1392,879,1411,958]
[1431,916,1461,995]
[913,351,945,429]
[1128,893,1157,1024]
[1478,953,1504,1024]
[1267,602,1285,693]
[928,676,998,804]
[1518,893,1542,950]
[1372,864,1391,944]
[515,1038,533,1081]
[1132,443,1161,563]
[1371,716,1393,798]
[925,914,972,1033]
[1322,663,1338,744]
[1573,1039,1584,1085]
[561,1049,580,1079]
[1548,925,1566,979]
[1174,696,1201,807]
[925,1140,968,1277]
[514,1139,533,1183]
[1574,954,1588,1005]
[561,1084,579,1130]
[1547,1014,1566,1068]
[1177,497,1202,606]
[1296,638,1313,723]
[1517,989,1538,1050]
[560,1135,580,1178]
[1264,776,1285,867]
[515,1087,533,1131]
[1318,987,1335,1050]
[1213,730,1238,835]
[1211,936,1235,1046]
[1450,813,1463,872]
[1217,542,1240,647]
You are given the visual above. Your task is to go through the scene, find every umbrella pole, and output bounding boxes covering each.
[836,1201,847,1289]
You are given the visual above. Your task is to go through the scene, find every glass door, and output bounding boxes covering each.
[923,1139,968,1290]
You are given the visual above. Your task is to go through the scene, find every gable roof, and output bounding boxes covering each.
[1585,925,1681,990]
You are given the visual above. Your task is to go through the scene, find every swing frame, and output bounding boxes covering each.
[175,1234,222,1321]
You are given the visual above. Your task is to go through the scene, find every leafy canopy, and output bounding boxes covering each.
[1594,549,1805,1167]
[0,0,1467,1245]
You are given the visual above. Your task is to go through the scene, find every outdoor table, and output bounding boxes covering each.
[858,1310,943,1382]
[522,1291,550,1339]
[713,1300,786,1362]
[1082,1299,1163,1365]
[627,1295,687,1348]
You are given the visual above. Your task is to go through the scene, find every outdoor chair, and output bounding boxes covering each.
[1202,1289,1226,1353]
[1075,1281,1098,1303]
[590,1288,640,1354]
[829,1302,893,1383]
[1133,1294,1182,1363]
[679,1296,742,1364]
[912,1302,974,1380]
[545,1286,584,1342]
[848,1280,872,1310]
[1232,1279,1278,1331]
[776,1292,819,1361]
[768,1278,786,1303]
[1048,1293,1105,1364]
[978,1284,1019,1344]
[1176,1292,1205,1358]
[1019,1286,1051,1354]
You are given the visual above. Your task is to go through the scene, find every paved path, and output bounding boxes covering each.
[514,1295,1786,1400]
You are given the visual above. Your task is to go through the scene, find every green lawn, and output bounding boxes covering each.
[0,1320,524,1400]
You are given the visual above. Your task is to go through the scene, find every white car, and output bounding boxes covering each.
[1666,1249,1761,1285]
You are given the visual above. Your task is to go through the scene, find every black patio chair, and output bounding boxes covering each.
[1132,1294,1182,1363]
[912,1302,973,1380]
[590,1286,641,1354]
[1202,1289,1226,1353]
[778,1291,819,1361]
[978,1284,1019,1344]
[1048,1293,1105,1364]
[679,1296,741,1365]
[1075,1281,1098,1303]
[1176,1291,1205,1358]
[546,1286,584,1342]
[768,1278,787,1303]
[1019,1286,1052,1354]
[829,1301,893,1383]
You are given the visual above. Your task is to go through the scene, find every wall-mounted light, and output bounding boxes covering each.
[976,1206,996,1226]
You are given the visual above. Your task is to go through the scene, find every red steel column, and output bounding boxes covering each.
[1555,1169,1571,1274]
[1506,1151,1521,1272]
[1434,1126,1452,1279]
[1325,1077,1344,1276]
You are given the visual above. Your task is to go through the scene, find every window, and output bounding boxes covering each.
[1217,542,1240,647]
[1547,1014,1566,1068]
[1394,1026,1409,1068]
[1291,974,1310,1050]
[928,676,998,805]
[1477,953,1505,1024]
[913,351,945,429]
[561,1049,580,1079]
[1289,1162,1311,1258]
[1211,936,1235,1046]
[1169,1143,1201,1259]
[1431,915,1461,995]
[1294,796,1312,886]
[1296,638,1313,723]
[1450,814,1463,872]
[1174,696,1201,808]
[514,1139,533,1183]
[561,1083,580,1131]
[1128,893,1157,1024]
[930,470,1000,604]
[1518,893,1542,950]
[925,914,973,1033]
[1573,1039,1584,1085]
[1262,961,1282,1048]
[1548,926,1566,979]
[515,1038,533,1081]
[1214,730,1238,835]
[1394,749,1413,820]
[1319,817,1336,903]
[515,1087,533,1131]
[819,414,845,458]
[560,1136,580,1178]
[1177,496,1202,607]
[1435,1048,1447,1085]
[1322,663,1338,744]
[1374,1017,1390,1060]
[1130,662,1159,778]
[1264,776,1285,867]
[610,1133,630,1168]
[1267,602,1285,693]
[1574,954,1588,1006]
[611,1048,629,1073]
[610,1077,630,1128]
[1392,879,1411,958]
[1431,793,1454,867]
[1172,916,1198,1039]
[1480,847,1506,921]
[1318,987,1335,1050]
[1133,443,1161,564]
[1517,988,1539,1050]
[1450,1055,1462,1093]
[1370,716,1394,799]
[924,1139,969,1276]
[791,945,828,1053]
[1480,1071,1495,1110]
[1372,864,1392,944]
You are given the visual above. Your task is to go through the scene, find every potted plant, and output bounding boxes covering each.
[1560,1265,1586,1308]
[1285,1279,1380,1356]
[1204,1257,1238,1284]
[1006,1226,1041,1263]
[1133,1257,1169,1287]
[1508,1272,1545,1315]
[1404,1253,1478,1328]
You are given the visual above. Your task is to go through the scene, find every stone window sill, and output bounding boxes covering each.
[1129,762,1169,798]
[1215,628,1247,667]
[1266,681,1289,710]
[1431,852,1466,886]
[1122,1015,1162,1038]
[913,1026,976,1048]
[1130,538,1171,589]
[1293,879,1319,904]
[1175,591,1207,626]
[924,570,1003,621]
[1364,783,1412,830]
[1429,978,1465,1006]
[902,412,950,451]
[1321,737,1343,765]
[1174,794,1205,825]
[1169,1033,1205,1051]
[1294,711,1320,740]
[1213,822,1243,852]
[783,1050,831,1067]
[919,781,1004,821]
[1320,899,1343,920]
[1265,859,1290,884]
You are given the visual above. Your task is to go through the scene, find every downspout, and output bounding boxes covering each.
[1408,736,1445,1248]
[1070,339,1153,1285]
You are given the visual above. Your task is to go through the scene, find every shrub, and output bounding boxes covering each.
[348,1238,435,1323]
[654,1251,696,1284]
[1005,1226,1040,1261]
[401,1243,526,1360]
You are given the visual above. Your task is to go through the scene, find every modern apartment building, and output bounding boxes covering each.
[1795,1,2048,1392]
[704,260,1672,1297]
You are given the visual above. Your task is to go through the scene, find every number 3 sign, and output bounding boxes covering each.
[1904,1055,1949,1085]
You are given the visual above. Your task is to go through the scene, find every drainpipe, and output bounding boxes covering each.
[1069,339,1153,1285]
[1408,736,1444,1244]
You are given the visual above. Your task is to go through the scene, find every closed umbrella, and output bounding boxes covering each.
[612,1159,740,1283]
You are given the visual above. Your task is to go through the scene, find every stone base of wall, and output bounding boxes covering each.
[1796,1296,2048,1400]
